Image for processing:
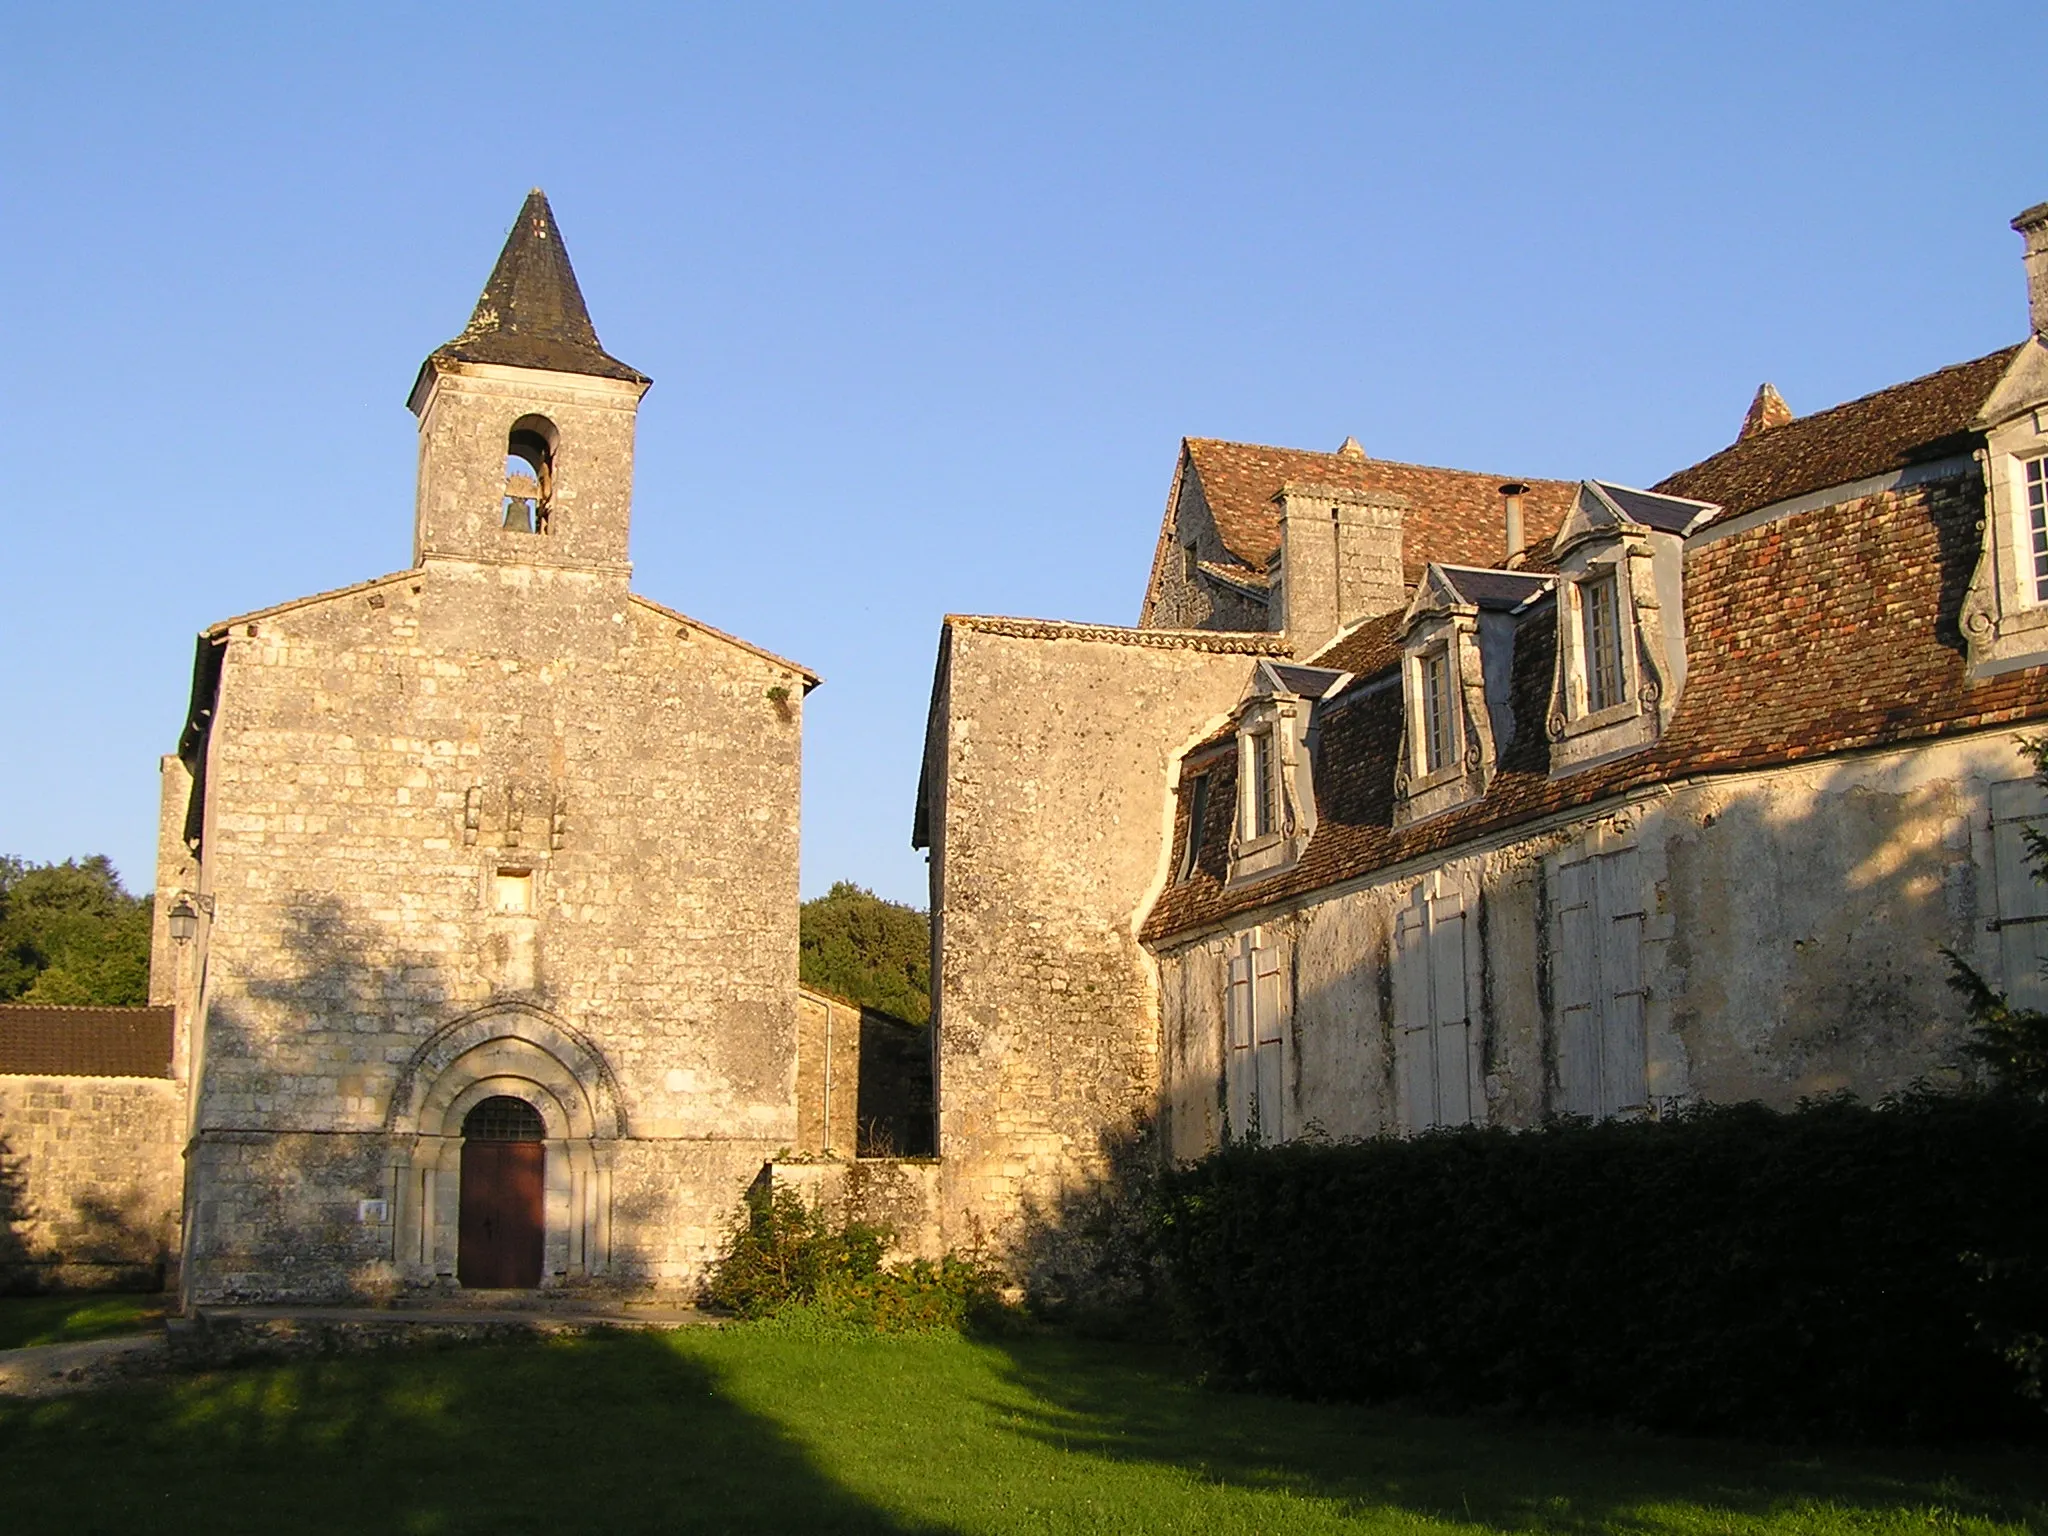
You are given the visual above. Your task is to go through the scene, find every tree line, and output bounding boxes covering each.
[0,856,152,1007]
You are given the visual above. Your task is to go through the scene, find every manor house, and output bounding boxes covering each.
[915,201,2048,1252]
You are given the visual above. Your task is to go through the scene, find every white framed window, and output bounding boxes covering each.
[1550,847,1648,1118]
[1392,877,1476,1132]
[1421,645,1456,773]
[1225,929,1286,1142]
[1176,774,1210,884]
[2026,457,2048,604]
[1989,776,2048,1010]
[1246,727,1277,840]
[1581,570,1626,712]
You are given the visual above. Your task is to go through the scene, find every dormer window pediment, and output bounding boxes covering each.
[1226,660,1348,885]
[1395,564,1545,826]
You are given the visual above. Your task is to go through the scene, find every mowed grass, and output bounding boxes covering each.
[0,1322,2043,1535]
[0,1292,167,1351]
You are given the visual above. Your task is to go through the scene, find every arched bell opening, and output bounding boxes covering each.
[457,1095,546,1288]
[502,414,557,534]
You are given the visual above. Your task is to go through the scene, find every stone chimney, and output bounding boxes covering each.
[1274,482,1408,657]
[2016,202,2048,339]
[1499,482,1529,567]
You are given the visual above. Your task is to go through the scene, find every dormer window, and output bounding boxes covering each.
[1545,483,1703,775]
[1395,564,1547,826]
[1960,342,2048,677]
[1226,661,1349,884]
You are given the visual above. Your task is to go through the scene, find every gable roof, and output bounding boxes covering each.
[1653,346,2020,517]
[422,190,648,387]
[1182,438,1579,580]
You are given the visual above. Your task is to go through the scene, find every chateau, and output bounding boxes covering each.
[914,201,2048,1251]
[5,196,2048,1302]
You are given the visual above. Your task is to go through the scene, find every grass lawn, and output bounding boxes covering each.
[0,1291,167,1351]
[0,1321,2042,1535]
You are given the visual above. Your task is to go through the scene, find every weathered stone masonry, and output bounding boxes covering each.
[165,192,817,1304]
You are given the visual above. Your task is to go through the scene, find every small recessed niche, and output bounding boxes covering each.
[493,868,534,914]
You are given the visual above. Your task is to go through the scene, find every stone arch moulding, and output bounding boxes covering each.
[383,1001,624,1287]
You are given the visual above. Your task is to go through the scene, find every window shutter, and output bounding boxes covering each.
[1393,897,1434,1134]
[1553,858,1599,1116]
[1252,945,1285,1140]
[1991,778,2048,1011]
[1226,950,1253,1139]
[1428,888,1473,1127]
[1595,848,1647,1114]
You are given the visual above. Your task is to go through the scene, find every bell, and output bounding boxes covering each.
[503,497,534,534]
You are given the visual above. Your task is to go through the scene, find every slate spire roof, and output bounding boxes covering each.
[424,190,648,385]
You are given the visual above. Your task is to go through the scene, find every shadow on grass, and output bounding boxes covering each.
[0,1330,959,1536]
[974,1332,2048,1534]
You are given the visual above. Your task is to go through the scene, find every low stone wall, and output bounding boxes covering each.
[0,1076,185,1292]
[767,1158,944,1262]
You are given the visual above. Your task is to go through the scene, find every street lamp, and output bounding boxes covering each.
[168,896,201,944]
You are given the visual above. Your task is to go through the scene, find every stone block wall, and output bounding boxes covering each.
[0,1076,184,1292]
[794,988,863,1158]
[1153,728,2025,1151]
[920,619,1285,1256]
[176,553,808,1304]
[769,1157,944,1262]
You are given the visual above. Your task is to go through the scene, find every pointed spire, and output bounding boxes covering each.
[1738,382,1793,440]
[427,190,647,385]
[1336,435,1366,460]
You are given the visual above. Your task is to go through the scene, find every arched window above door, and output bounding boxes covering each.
[463,1094,545,1142]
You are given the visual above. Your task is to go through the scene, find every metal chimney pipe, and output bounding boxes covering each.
[1499,482,1529,567]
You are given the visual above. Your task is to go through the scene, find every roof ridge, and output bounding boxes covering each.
[1188,436,1573,485]
[1771,344,2021,432]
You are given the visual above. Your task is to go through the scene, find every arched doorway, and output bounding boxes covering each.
[458,1096,546,1288]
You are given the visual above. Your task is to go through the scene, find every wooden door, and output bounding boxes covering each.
[458,1140,544,1288]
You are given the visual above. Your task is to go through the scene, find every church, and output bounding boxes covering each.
[151,193,818,1302]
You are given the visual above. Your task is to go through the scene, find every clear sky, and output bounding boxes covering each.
[4,2,2044,908]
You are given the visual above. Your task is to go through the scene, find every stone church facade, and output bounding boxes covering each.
[156,193,817,1303]
[916,201,2048,1251]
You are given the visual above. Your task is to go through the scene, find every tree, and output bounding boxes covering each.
[798,882,930,1024]
[0,856,153,1007]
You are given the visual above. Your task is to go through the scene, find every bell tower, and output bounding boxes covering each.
[407,190,651,573]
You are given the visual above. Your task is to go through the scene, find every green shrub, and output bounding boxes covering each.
[1153,1093,2048,1443]
[706,1184,1005,1333]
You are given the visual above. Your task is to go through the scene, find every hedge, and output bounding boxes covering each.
[1152,1094,2048,1442]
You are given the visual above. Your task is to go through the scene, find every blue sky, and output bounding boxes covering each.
[4,3,2044,908]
